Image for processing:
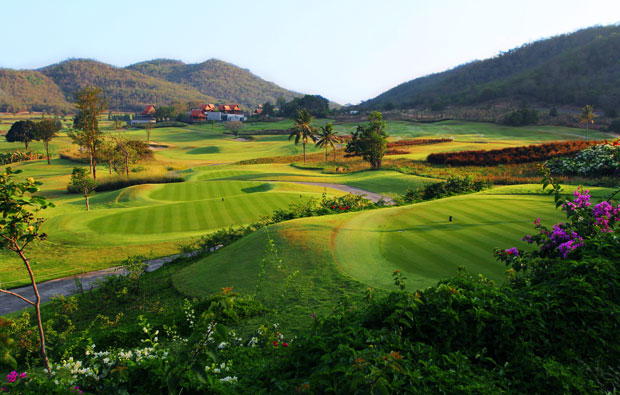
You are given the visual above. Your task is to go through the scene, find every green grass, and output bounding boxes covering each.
[173,186,574,303]
[0,119,611,289]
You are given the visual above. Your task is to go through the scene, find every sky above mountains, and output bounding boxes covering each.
[4,0,620,104]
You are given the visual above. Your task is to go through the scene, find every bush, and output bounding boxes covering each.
[427,140,598,166]
[502,107,539,126]
[545,141,620,176]
[386,138,453,148]
[67,173,184,193]
[0,151,44,165]
[398,175,492,203]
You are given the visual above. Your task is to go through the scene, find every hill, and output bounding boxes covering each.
[0,69,71,113]
[0,58,303,113]
[127,58,301,108]
[39,59,218,112]
[363,24,620,113]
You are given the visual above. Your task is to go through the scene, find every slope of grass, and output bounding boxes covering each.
[173,186,572,304]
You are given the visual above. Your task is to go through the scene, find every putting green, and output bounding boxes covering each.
[87,192,311,235]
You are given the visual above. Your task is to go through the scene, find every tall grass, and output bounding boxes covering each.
[67,168,184,193]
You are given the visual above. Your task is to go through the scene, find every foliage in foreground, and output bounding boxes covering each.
[2,169,620,392]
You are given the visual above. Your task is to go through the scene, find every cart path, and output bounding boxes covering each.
[284,181,396,205]
[0,254,184,316]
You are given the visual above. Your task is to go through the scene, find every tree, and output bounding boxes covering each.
[69,86,108,180]
[226,121,244,137]
[98,139,119,174]
[33,119,61,165]
[315,122,339,162]
[145,122,153,142]
[6,120,36,150]
[112,119,123,131]
[281,95,329,117]
[345,111,388,169]
[0,168,54,373]
[580,104,596,140]
[70,167,97,211]
[154,106,176,122]
[289,109,317,163]
[262,102,275,117]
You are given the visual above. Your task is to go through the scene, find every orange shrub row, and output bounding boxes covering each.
[387,138,453,148]
[426,140,599,166]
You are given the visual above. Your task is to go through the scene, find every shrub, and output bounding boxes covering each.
[67,173,184,193]
[0,151,44,165]
[386,138,453,148]
[398,175,492,203]
[427,140,598,166]
[502,107,539,126]
[545,140,620,176]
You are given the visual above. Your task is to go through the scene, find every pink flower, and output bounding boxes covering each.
[273,340,279,347]
[6,371,17,383]
[282,342,289,347]
[19,372,26,379]
[504,247,519,256]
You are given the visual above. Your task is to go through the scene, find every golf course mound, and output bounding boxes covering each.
[172,185,571,299]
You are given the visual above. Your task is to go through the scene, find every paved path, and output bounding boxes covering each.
[0,254,182,316]
[284,181,396,205]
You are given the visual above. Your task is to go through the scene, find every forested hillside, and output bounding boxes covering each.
[0,69,71,113]
[363,24,620,113]
[128,58,300,108]
[0,58,301,113]
[40,59,218,112]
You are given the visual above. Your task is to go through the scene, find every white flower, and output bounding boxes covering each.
[220,376,238,383]
[217,342,227,349]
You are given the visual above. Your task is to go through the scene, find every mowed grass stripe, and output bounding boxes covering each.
[87,192,320,236]
[150,180,273,202]
[334,194,564,290]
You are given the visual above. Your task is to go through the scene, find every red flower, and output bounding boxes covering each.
[273,341,279,347]
[282,342,289,347]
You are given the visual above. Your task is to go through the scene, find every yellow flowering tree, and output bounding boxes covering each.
[0,167,54,373]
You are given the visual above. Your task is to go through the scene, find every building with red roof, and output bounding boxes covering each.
[190,109,207,121]
[141,105,156,115]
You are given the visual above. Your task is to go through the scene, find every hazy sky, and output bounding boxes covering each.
[3,0,620,104]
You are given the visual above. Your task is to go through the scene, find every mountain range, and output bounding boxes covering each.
[362,24,620,113]
[0,58,301,113]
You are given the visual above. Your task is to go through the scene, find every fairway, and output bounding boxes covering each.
[88,190,310,235]
[332,193,565,290]
[173,186,568,298]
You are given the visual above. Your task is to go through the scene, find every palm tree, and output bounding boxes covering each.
[315,122,339,162]
[289,109,317,163]
[580,105,596,140]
